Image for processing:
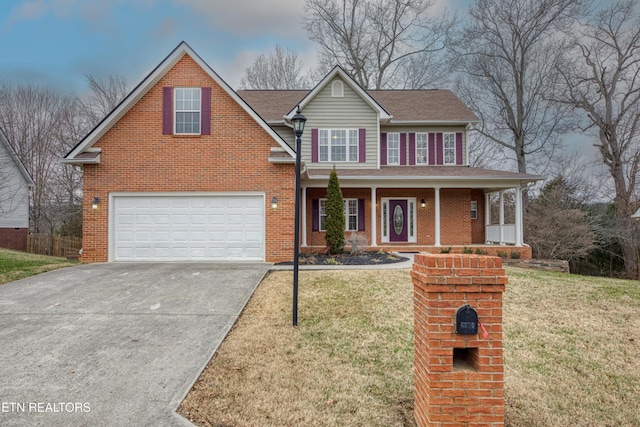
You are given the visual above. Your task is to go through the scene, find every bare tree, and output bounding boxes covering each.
[455,0,585,175]
[554,0,640,279]
[82,74,129,125]
[239,45,310,90]
[304,0,454,89]
[0,128,27,218]
[0,83,71,234]
[0,75,129,237]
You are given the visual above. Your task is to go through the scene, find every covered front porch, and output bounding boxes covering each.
[300,176,535,259]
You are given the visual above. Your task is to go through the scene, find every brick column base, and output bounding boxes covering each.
[411,254,507,426]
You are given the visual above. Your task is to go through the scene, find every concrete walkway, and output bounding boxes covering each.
[0,262,270,427]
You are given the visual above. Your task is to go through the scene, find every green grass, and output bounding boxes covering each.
[0,248,77,285]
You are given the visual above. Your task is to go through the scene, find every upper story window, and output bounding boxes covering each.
[175,88,201,134]
[319,129,359,162]
[319,198,359,231]
[443,133,456,165]
[331,80,344,97]
[416,133,428,164]
[387,133,400,165]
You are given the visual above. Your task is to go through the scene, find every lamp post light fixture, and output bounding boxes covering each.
[291,106,306,326]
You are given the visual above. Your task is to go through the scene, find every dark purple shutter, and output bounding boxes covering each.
[162,87,173,135]
[436,132,444,165]
[358,128,366,163]
[312,199,319,231]
[400,133,407,165]
[456,132,463,165]
[201,87,211,135]
[311,129,319,163]
[428,133,435,165]
[380,133,387,166]
[409,133,416,165]
[358,199,365,231]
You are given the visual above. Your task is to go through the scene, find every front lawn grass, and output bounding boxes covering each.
[178,268,640,427]
[0,248,77,285]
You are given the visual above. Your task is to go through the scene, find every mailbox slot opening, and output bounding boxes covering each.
[453,347,479,371]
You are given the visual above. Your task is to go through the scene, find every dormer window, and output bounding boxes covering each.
[331,80,344,97]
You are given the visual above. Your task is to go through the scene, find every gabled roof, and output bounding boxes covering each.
[0,126,35,187]
[238,86,478,125]
[238,90,308,123]
[63,41,295,163]
[368,91,479,123]
[282,65,392,122]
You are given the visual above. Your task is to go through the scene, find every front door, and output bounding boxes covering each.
[389,199,408,242]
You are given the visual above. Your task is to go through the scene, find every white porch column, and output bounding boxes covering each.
[302,187,307,247]
[499,191,505,245]
[485,192,491,226]
[515,185,523,246]
[371,187,377,247]
[434,187,441,246]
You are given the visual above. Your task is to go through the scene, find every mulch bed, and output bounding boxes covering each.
[278,251,410,266]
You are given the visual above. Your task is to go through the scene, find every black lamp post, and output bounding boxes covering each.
[291,106,306,326]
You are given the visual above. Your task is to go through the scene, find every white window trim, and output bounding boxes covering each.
[471,201,478,220]
[174,87,201,135]
[387,133,400,165]
[380,198,417,243]
[443,132,456,165]
[318,129,359,162]
[416,133,428,165]
[319,198,358,232]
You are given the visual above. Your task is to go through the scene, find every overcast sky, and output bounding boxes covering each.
[0,0,470,93]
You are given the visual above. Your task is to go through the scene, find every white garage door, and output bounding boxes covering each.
[112,194,264,261]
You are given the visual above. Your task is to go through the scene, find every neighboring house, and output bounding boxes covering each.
[63,42,543,263]
[0,126,35,251]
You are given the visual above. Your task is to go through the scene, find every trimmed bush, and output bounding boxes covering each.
[325,166,345,255]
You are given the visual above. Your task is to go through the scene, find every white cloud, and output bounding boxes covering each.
[175,0,306,38]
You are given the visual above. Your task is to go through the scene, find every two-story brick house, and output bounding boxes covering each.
[63,42,542,263]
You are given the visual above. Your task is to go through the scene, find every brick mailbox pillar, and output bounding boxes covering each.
[411,254,507,426]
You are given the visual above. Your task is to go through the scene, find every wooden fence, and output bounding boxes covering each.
[26,234,82,258]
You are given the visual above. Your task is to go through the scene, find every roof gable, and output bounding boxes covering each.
[64,42,295,163]
[238,83,478,125]
[0,126,35,187]
[283,66,391,121]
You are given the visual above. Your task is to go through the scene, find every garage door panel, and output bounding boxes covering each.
[113,195,265,261]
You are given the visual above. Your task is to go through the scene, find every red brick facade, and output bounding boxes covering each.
[81,55,296,263]
[304,188,488,247]
[0,228,28,252]
[412,254,506,426]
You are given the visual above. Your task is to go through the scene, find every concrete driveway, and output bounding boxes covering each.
[0,262,270,426]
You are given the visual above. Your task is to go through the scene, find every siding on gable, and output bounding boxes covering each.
[380,125,468,166]
[302,77,378,169]
[0,144,30,228]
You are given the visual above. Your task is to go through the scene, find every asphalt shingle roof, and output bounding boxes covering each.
[237,89,478,123]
